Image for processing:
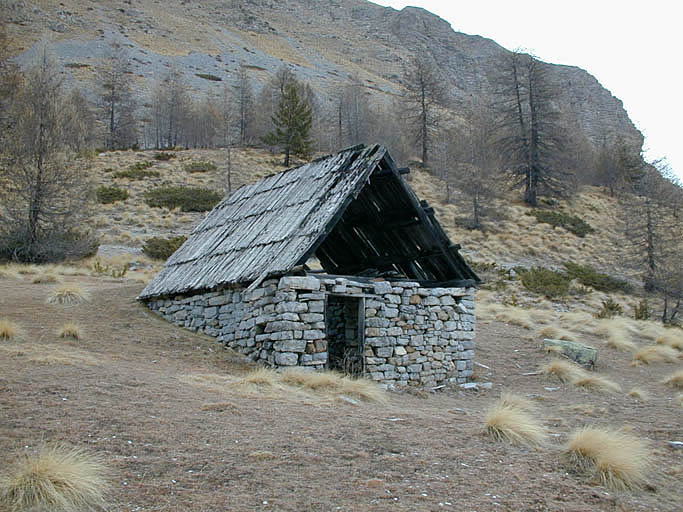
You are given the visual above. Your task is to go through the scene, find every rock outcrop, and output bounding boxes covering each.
[3,0,643,151]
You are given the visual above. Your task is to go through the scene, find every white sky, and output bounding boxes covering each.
[372,0,683,182]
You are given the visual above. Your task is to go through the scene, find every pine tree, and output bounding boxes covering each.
[263,82,312,166]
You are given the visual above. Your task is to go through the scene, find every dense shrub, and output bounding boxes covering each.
[196,73,222,81]
[0,228,98,263]
[595,298,624,319]
[143,186,222,212]
[114,161,159,179]
[143,235,187,260]
[528,210,595,237]
[113,168,160,179]
[518,267,570,298]
[154,152,176,161]
[564,262,632,293]
[184,161,218,173]
[95,186,129,204]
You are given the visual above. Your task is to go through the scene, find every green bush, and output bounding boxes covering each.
[528,210,595,237]
[184,161,218,173]
[143,235,187,260]
[564,262,632,293]
[143,186,222,212]
[95,186,129,204]
[518,267,570,298]
[113,168,160,179]
[113,161,159,179]
[196,73,222,81]
[595,298,624,319]
[154,152,176,161]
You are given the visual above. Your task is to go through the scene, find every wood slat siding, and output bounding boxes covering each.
[139,145,386,299]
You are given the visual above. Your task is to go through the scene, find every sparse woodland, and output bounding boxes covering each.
[1,3,682,510]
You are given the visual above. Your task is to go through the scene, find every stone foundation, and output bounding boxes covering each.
[145,275,475,388]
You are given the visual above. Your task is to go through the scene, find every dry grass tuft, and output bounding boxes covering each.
[656,332,683,351]
[0,266,22,280]
[32,273,60,284]
[604,335,637,352]
[661,370,683,389]
[0,319,21,341]
[498,392,537,412]
[633,345,680,365]
[628,388,648,400]
[483,395,547,447]
[199,402,239,413]
[0,445,111,512]
[537,325,575,341]
[541,359,585,383]
[182,368,386,403]
[0,343,99,366]
[239,368,281,387]
[47,285,89,305]
[542,359,623,394]
[564,426,651,490]
[248,450,277,461]
[281,368,387,402]
[58,322,81,340]
[572,375,622,394]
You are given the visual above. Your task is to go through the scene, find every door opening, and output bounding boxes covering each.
[325,295,365,376]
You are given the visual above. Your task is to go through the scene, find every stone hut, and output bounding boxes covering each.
[139,144,480,388]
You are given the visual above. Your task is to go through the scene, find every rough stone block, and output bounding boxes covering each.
[278,276,321,291]
[308,301,324,313]
[274,352,299,365]
[375,347,393,358]
[373,281,393,295]
[300,313,324,323]
[543,339,597,367]
[303,329,325,340]
[273,339,307,352]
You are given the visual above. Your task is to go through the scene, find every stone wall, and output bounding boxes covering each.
[145,275,476,388]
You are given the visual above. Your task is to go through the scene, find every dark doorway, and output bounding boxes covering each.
[325,295,365,376]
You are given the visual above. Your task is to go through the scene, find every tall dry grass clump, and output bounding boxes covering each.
[633,345,680,365]
[281,368,386,402]
[656,331,683,351]
[47,285,89,305]
[564,427,650,490]
[541,359,585,383]
[661,370,683,389]
[32,272,60,284]
[572,374,622,394]
[0,319,20,341]
[0,265,21,280]
[0,445,111,512]
[604,335,637,352]
[185,368,386,403]
[483,394,546,447]
[57,323,81,340]
[542,359,620,393]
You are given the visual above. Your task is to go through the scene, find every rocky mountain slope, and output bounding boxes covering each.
[4,0,642,151]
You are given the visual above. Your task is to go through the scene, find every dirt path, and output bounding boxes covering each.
[1,276,680,511]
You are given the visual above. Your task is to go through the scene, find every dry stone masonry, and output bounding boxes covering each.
[145,275,475,389]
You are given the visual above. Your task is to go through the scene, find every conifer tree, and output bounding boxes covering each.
[263,82,313,166]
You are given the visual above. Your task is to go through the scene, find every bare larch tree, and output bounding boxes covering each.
[402,53,446,168]
[493,50,567,206]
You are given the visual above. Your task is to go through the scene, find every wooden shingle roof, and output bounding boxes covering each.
[139,144,479,300]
